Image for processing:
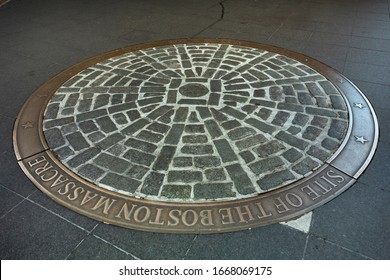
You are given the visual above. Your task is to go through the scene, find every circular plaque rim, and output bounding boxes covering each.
[13,38,379,234]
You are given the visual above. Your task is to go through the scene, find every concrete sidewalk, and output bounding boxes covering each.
[1,0,389,260]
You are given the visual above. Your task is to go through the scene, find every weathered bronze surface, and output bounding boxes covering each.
[13,38,378,233]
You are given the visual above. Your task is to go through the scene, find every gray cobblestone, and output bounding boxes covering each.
[164,124,185,145]
[97,133,125,150]
[292,157,319,175]
[307,145,331,161]
[94,153,130,173]
[100,173,140,193]
[257,170,295,190]
[328,119,348,140]
[275,131,309,150]
[302,126,322,141]
[282,148,303,163]
[311,116,328,128]
[194,156,221,168]
[225,163,255,195]
[181,144,213,155]
[161,185,192,199]
[205,168,226,181]
[123,149,155,166]
[185,124,205,133]
[66,131,90,151]
[54,146,75,160]
[194,183,235,199]
[292,113,309,126]
[124,138,157,153]
[213,139,238,162]
[245,118,276,134]
[88,131,105,142]
[79,120,98,134]
[255,140,286,158]
[141,172,164,195]
[235,134,267,150]
[96,116,117,133]
[78,164,105,181]
[153,146,176,171]
[173,157,193,167]
[137,130,164,143]
[183,135,208,144]
[272,111,291,126]
[68,147,100,168]
[239,150,256,163]
[321,137,339,151]
[127,165,149,180]
[45,128,65,149]
[168,170,203,183]
[249,157,284,175]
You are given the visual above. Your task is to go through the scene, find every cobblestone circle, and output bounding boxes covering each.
[43,43,349,202]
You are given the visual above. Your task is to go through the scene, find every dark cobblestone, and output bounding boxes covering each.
[126,109,141,121]
[66,132,90,151]
[146,122,169,134]
[307,146,331,161]
[194,156,221,168]
[315,96,331,108]
[141,172,164,195]
[213,139,238,162]
[256,108,272,120]
[68,147,100,168]
[328,119,348,140]
[123,149,155,166]
[272,111,291,126]
[319,80,339,95]
[292,157,319,175]
[100,173,140,193]
[249,157,284,175]
[106,144,126,156]
[330,95,347,110]
[194,183,235,199]
[225,164,255,195]
[302,126,322,141]
[185,124,205,133]
[79,120,98,134]
[311,116,328,128]
[257,170,295,191]
[321,138,339,151]
[255,140,286,158]
[97,133,125,150]
[45,103,59,119]
[124,138,157,153]
[282,148,303,163]
[127,165,149,180]
[173,157,193,167]
[205,168,226,181]
[153,146,176,171]
[161,185,192,199]
[182,135,208,143]
[220,106,246,120]
[221,120,241,130]
[136,130,163,143]
[54,146,75,160]
[204,119,223,139]
[164,124,185,145]
[235,134,267,150]
[45,128,65,149]
[287,126,301,135]
[250,98,276,108]
[277,103,304,112]
[88,131,105,142]
[173,107,188,122]
[44,117,75,129]
[76,109,107,122]
[275,131,309,150]
[227,127,256,141]
[78,164,105,181]
[94,153,130,173]
[292,113,309,126]
[245,118,276,134]
[239,150,256,163]
[306,107,338,118]
[188,111,200,123]
[113,113,128,125]
[298,91,314,105]
[96,116,117,133]
[181,145,213,155]
[168,170,203,183]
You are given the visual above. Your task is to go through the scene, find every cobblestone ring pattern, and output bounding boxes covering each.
[14,39,378,233]
[43,43,348,202]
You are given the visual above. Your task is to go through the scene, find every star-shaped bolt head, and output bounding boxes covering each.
[355,136,368,144]
[21,121,34,129]
[354,103,364,109]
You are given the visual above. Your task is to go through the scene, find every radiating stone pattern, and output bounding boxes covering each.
[43,43,348,202]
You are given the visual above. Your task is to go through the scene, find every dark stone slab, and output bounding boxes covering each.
[0,200,86,259]
[100,173,141,193]
[141,172,164,195]
[194,183,235,199]
[94,153,130,173]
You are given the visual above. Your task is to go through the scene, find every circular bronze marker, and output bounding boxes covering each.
[13,39,378,233]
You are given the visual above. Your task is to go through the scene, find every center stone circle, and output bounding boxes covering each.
[42,43,349,203]
[179,83,209,98]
